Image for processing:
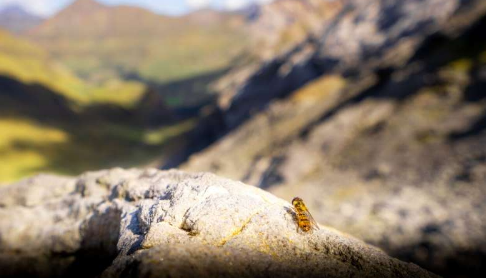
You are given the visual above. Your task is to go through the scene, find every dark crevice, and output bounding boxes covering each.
[64,207,123,278]
[257,156,286,189]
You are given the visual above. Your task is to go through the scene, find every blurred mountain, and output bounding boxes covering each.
[0,28,89,103]
[0,5,43,34]
[246,0,344,60]
[183,0,486,277]
[0,27,149,109]
[0,0,248,183]
[27,0,247,86]
[0,25,180,125]
[0,27,191,183]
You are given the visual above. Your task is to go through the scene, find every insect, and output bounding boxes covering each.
[292,197,319,232]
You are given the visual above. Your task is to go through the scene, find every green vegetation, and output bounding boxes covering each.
[29,1,246,85]
[0,29,86,102]
[0,118,68,181]
[0,29,146,107]
[86,80,146,108]
[42,32,243,85]
[143,120,196,145]
[0,0,249,183]
[0,116,195,183]
[0,28,197,183]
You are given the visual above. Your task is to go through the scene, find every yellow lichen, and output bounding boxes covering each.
[290,75,346,104]
[218,213,257,246]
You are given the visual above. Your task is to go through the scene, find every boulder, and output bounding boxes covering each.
[0,169,436,278]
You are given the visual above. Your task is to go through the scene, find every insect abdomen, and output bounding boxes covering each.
[297,211,311,231]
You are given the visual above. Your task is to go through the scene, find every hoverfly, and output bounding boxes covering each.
[292,197,320,232]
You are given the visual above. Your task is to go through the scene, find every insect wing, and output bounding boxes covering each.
[306,209,320,231]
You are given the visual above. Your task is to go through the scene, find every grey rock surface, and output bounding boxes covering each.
[218,0,486,128]
[182,1,486,277]
[0,169,436,278]
[184,27,486,276]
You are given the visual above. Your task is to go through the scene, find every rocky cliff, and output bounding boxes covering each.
[182,0,486,277]
[0,169,436,278]
[216,0,486,128]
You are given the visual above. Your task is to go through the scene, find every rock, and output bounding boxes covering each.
[182,1,486,277]
[0,169,436,278]
[246,0,344,61]
[183,14,486,276]
[217,0,486,128]
[0,174,75,207]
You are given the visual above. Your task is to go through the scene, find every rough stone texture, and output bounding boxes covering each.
[185,24,486,278]
[182,1,486,277]
[0,169,436,278]
[218,0,486,128]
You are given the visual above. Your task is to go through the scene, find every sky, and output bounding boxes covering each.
[0,0,274,17]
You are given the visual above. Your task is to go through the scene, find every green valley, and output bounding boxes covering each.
[0,0,251,183]
[0,27,192,182]
[28,0,247,85]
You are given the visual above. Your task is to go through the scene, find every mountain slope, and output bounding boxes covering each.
[0,28,89,103]
[0,28,189,183]
[28,0,247,84]
[0,28,148,108]
[216,0,486,129]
